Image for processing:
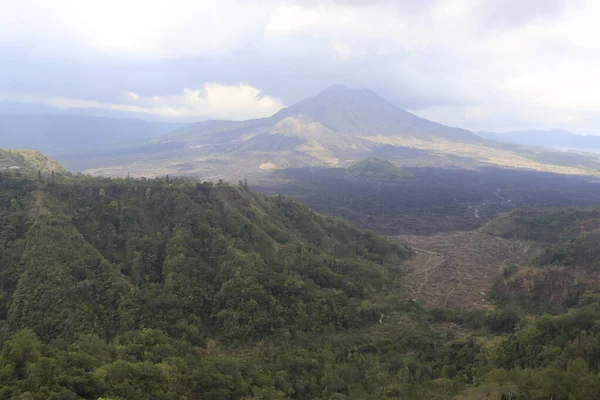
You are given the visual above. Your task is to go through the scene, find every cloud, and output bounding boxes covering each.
[3,0,600,133]
[473,0,567,29]
[0,84,284,121]
[0,0,272,58]
[409,0,600,133]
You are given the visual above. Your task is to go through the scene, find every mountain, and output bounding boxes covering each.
[62,85,600,179]
[477,129,600,151]
[0,148,66,174]
[272,85,480,143]
[0,114,186,156]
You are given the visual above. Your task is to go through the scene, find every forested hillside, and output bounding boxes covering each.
[0,175,415,398]
[483,206,600,270]
[2,175,600,398]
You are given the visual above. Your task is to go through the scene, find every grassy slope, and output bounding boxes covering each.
[0,148,67,174]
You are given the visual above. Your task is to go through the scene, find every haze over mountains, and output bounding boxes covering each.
[0,114,185,156]
[44,85,600,179]
[477,129,600,152]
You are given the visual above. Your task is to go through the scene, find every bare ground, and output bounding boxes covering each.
[395,232,532,310]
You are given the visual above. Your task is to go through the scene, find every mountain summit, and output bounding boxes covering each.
[71,86,598,179]
[275,85,479,142]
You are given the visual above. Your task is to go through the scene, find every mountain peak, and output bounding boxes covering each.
[274,84,396,122]
[271,85,480,142]
[312,84,383,103]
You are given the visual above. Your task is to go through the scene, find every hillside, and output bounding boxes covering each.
[483,206,600,270]
[0,175,419,397]
[1,176,600,398]
[58,85,600,180]
[0,148,66,174]
[479,206,600,312]
[347,157,409,179]
[0,176,411,341]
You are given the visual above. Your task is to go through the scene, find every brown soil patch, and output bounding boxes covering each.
[395,232,531,310]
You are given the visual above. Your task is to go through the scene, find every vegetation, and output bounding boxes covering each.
[482,206,600,270]
[0,149,67,175]
[1,172,600,398]
[347,158,409,180]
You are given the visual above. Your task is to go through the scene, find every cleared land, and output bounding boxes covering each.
[395,232,532,310]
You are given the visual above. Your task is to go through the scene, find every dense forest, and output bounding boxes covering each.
[1,173,600,398]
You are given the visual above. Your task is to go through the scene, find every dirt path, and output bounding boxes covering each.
[395,231,531,310]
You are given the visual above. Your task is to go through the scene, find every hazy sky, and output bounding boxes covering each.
[2,0,600,133]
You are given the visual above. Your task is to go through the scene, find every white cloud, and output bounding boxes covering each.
[0,0,273,58]
[408,0,600,133]
[0,83,284,120]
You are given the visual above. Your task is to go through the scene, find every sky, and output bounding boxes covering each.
[2,0,600,133]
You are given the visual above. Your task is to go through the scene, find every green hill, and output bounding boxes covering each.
[347,157,409,179]
[0,148,67,175]
[0,177,411,341]
[0,176,423,398]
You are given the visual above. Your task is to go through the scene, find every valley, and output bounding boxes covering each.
[257,164,600,234]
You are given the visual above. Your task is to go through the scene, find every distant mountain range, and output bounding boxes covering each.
[476,129,600,151]
[0,114,185,155]
[62,85,600,180]
[5,86,600,179]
